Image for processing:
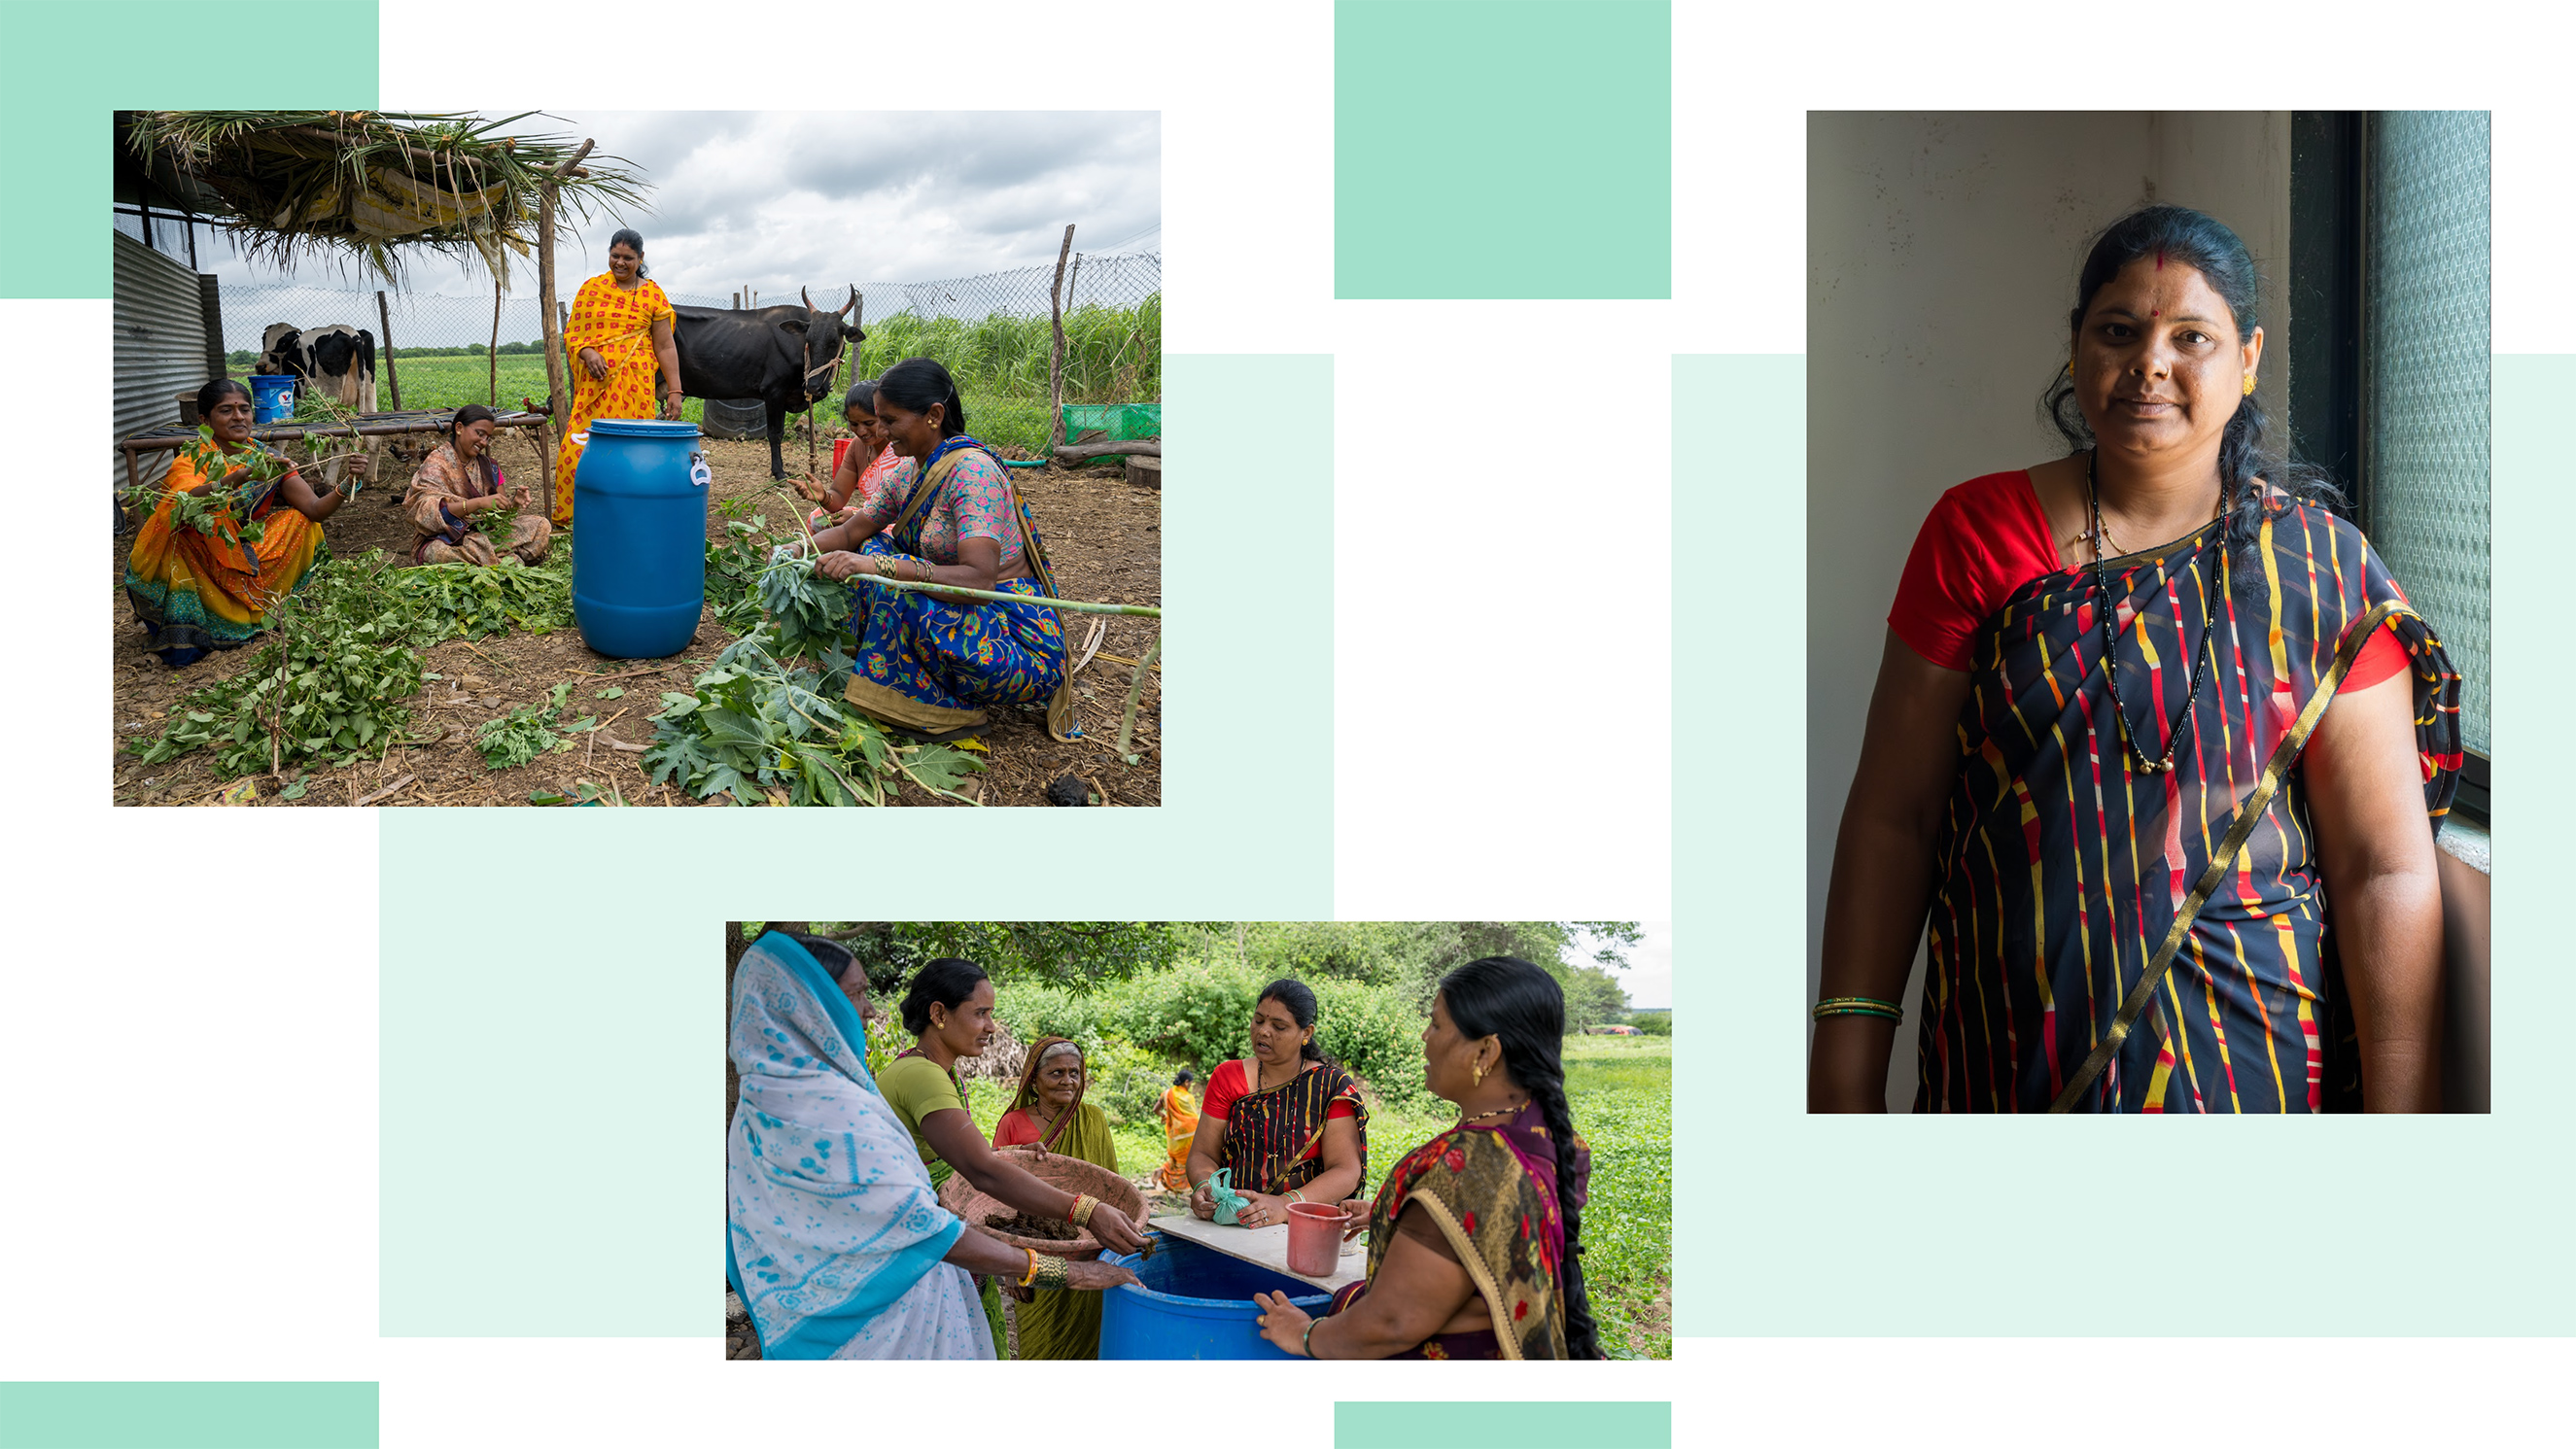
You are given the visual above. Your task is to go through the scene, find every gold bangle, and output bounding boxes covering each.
[1017,1247,1040,1288]
[1034,1254,1069,1290]
[1068,1192,1097,1226]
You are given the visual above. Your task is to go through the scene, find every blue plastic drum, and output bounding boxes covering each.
[570,419,710,659]
[1097,1234,1334,1360]
[249,374,296,425]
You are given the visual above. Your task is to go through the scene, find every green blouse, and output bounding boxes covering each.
[877,1052,973,1189]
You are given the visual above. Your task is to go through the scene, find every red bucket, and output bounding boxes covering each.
[1285,1200,1343,1279]
[830,437,853,476]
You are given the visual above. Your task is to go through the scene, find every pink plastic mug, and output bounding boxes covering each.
[1285,1200,1343,1278]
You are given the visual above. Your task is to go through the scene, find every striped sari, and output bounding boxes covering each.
[123,430,326,666]
[1217,1061,1368,1195]
[1923,503,2460,1114]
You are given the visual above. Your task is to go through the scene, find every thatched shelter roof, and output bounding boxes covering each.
[121,110,647,285]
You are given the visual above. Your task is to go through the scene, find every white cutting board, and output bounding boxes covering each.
[1146,1212,1367,1292]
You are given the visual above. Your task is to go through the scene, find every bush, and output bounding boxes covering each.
[1097,959,1265,1071]
[990,982,1108,1060]
[1309,978,1431,1109]
[1087,1038,1173,1127]
[1625,1010,1672,1036]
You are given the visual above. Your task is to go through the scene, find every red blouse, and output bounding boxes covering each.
[1889,470,2407,689]
[1201,1059,1354,1163]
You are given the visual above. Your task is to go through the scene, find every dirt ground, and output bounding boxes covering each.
[109,428,1163,808]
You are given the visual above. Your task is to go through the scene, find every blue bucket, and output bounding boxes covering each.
[249,374,296,425]
[571,419,710,659]
[1097,1233,1334,1360]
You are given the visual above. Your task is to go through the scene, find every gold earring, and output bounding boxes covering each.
[2243,374,2257,396]
[1473,1061,1485,1087]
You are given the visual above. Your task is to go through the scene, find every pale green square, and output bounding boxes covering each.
[379,355,1333,1334]
[1335,1,1671,299]
[0,2,379,296]
[0,1383,378,1449]
[1335,1400,1669,1449]
[1679,354,2563,1335]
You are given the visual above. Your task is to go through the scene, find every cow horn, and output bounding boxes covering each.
[801,286,816,311]
[841,286,859,319]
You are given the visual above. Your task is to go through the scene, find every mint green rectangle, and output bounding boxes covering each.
[380,355,1331,1334]
[1335,1400,1668,1449]
[1671,357,1798,1339]
[0,3,378,297]
[1680,354,2561,1334]
[1335,2,1670,298]
[0,1383,376,1449]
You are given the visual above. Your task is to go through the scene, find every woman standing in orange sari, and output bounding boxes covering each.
[552,227,684,527]
[1158,1068,1199,1191]
[124,379,346,667]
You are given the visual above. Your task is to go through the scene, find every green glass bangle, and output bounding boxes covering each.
[1812,995,1903,1022]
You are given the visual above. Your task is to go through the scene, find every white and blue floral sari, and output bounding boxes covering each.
[726,933,991,1359]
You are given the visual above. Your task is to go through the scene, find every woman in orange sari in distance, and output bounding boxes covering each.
[1158,1067,1199,1192]
[552,227,684,527]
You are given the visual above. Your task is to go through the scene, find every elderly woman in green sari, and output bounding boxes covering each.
[990,1036,1118,1359]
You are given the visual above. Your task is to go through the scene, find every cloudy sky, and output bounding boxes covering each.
[1566,922,1671,1010]
[193,110,1160,302]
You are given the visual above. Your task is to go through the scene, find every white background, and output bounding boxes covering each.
[6,1,2571,1444]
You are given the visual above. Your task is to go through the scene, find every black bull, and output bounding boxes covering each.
[669,287,861,479]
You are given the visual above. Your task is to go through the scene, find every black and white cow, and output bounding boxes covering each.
[670,288,861,478]
[257,323,378,413]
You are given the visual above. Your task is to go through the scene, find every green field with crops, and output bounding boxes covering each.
[228,297,1157,463]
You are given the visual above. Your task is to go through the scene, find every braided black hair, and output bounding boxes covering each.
[2038,203,2342,569]
[877,357,968,438]
[898,957,988,1036]
[1258,978,1327,1063]
[1438,955,1603,1360]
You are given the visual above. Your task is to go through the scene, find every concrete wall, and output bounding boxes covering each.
[1804,112,2291,1110]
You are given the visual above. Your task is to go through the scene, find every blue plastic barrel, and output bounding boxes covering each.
[1097,1234,1334,1360]
[571,419,711,659]
[249,374,296,425]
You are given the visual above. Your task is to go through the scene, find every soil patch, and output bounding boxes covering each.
[109,432,1162,808]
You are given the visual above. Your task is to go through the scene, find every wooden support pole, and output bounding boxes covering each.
[374,289,402,409]
[537,138,595,456]
[1048,224,1075,453]
[488,276,503,407]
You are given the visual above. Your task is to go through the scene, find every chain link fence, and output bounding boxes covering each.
[216,252,1159,357]
[211,251,1161,425]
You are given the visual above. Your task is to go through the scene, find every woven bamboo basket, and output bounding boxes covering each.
[937,1145,1145,1259]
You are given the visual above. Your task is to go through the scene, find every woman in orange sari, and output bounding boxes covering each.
[551,227,684,527]
[124,379,346,667]
[1159,1068,1199,1191]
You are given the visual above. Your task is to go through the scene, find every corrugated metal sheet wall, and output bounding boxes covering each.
[114,229,215,495]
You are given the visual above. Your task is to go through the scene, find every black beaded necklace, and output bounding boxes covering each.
[2087,449,2223,776]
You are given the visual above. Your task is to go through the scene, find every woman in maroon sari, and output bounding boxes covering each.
[1251,957,1604,1360]
[1813,205,2461,1114]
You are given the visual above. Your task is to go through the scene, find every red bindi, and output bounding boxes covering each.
[2151,308,2160,318]
[2154,248,2165,270]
